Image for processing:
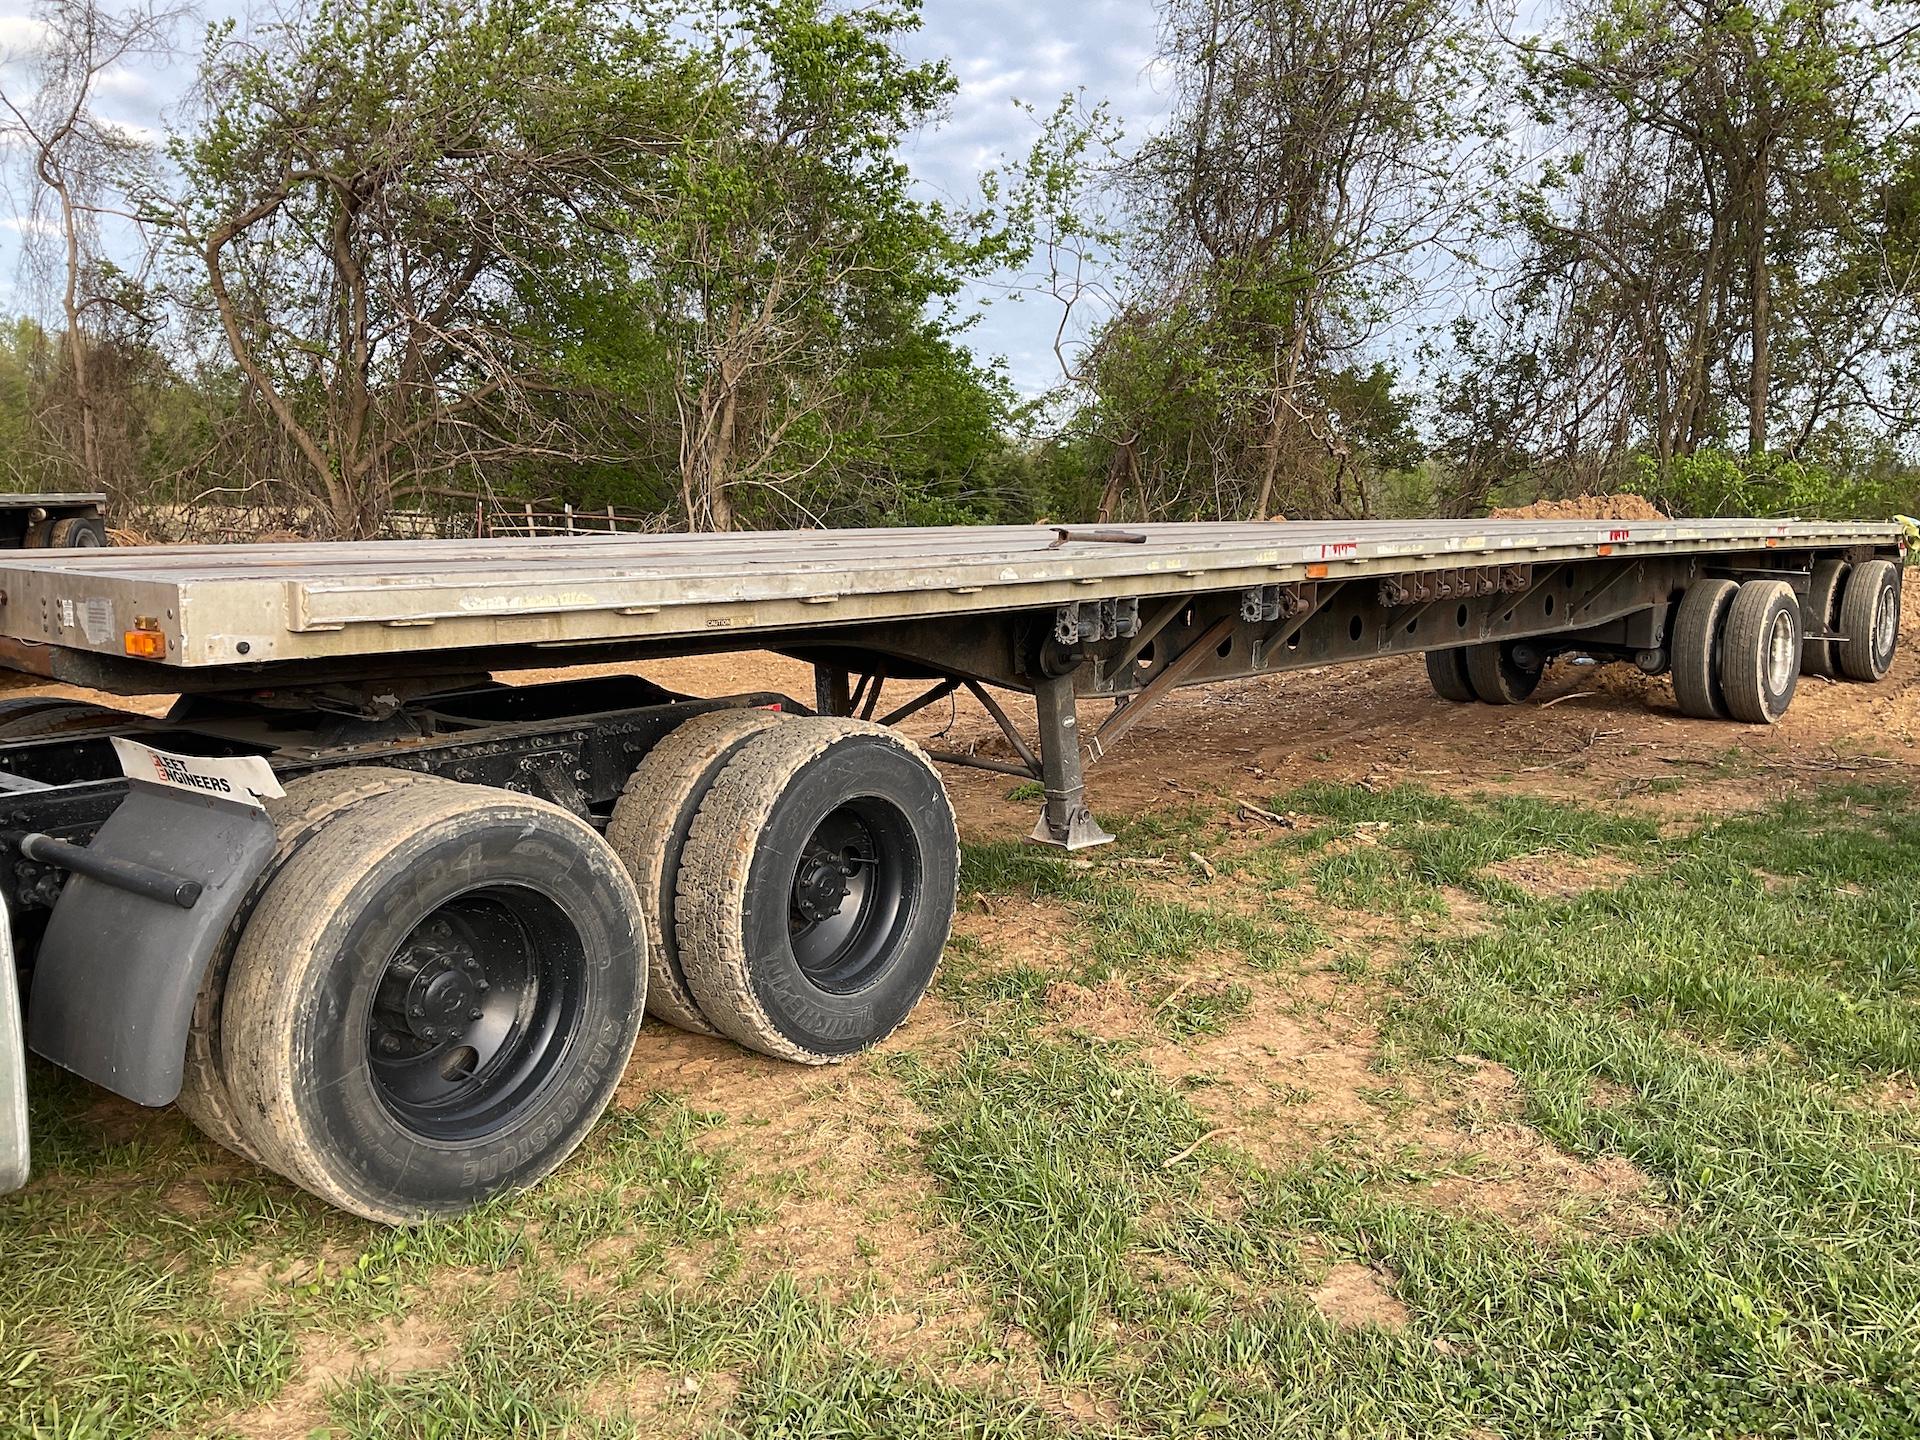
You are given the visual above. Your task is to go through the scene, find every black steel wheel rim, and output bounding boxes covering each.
[787,797,918,993]
[367,885,585,1141]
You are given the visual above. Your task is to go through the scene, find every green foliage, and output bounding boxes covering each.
[569,0,1021,530]
[1643,444,1919,520]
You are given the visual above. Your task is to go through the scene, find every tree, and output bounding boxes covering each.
[603,0,1015,530]
[1079,0,1498,520]
[167,0,685,537]
[1499,0,1920,472]
[0,0,185,495]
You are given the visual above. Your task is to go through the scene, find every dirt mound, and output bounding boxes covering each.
[1490,494,1668,521]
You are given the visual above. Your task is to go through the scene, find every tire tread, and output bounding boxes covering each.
[1721,580,1800,724]
[1837,559,1899,681]
[605,708,782,1035]
[176,767,435,1161]
[1671,579,1739,719]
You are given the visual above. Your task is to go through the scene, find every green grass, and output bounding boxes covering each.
[7,782,1920,1436]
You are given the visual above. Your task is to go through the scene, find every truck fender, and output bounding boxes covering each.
[27,782,276,1106]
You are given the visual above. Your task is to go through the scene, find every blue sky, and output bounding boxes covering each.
[0,0,1174,395]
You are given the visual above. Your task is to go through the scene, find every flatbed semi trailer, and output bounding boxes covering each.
[0,517,1904,1221]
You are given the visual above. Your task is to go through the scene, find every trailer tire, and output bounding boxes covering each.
[1801,559,1850,678]
[47,516,106,548]
[1671,579,1739,719]
[221,782,646,1222]
[1464,642,1542,705]
[1720,580,1801,724]
[0,698,132,739]
[1836,559,1900,682]
[606,706,783,1036]
[1424,648,1476,703]
[676,719,958,1065]
[176,767,438,1162]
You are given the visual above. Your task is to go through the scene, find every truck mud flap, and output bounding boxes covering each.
[1,897,25,1191]
[27,781,275,1106]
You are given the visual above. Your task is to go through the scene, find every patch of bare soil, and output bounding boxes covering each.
[227,1314,456,1439]
[1490,494,1669,521]
[611,1005,1004,1373]
[1485,850,1640,899]
[1140,977,1661,1240]
[580,1366,743,1437]
[1307,1262,1411,1331]
[1040,974,1157,1040]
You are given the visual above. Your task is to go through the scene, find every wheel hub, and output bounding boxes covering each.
[377,936,487,1045]
[1767,609,1796,691]
[793,853,852,922]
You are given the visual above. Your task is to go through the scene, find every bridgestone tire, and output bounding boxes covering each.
[1837,558,1901,682]
[1671,579,1739,719]
[221,782,646,1223]
[676,719,958,1065]
[1720,580,1802,725]
[606,706,783,1035]
[48,516,106,548]
[1465,642,1542,705]
[176,767,437,1162]
[1802,559,1850,679]
[1425,648,1475,703]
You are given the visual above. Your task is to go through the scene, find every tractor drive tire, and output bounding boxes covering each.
[0,698,131,740]
[220,780,646,1223]
[606,706,784,1036]
[176,767,438,1163]
[676,719,958,1065]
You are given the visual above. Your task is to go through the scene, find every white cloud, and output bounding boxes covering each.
[0,16,51,60]
[91,64,154,102]
[96,115,161,146]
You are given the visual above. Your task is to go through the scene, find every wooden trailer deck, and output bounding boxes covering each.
[0,518,1899,672]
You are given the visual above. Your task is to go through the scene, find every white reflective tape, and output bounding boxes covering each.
[110,738,285,807]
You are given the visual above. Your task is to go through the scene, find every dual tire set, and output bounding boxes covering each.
[176,713,959,1223]
[1428,559,1901,725]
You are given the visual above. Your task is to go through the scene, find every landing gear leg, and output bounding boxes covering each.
[1029,672,1114,850]
[813,665,852,718]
